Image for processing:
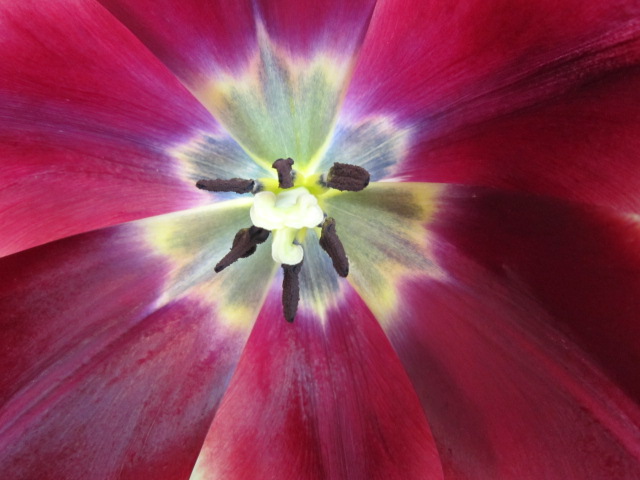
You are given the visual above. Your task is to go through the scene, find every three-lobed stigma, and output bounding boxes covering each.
[250,187,324,265]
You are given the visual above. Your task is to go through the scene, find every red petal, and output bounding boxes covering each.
[403,67,640,210]
[0,225,248,479]
[192,286,444,480]
[0,0,221,256]
[343,0,640,209]
[431,186,640,404]
[386,250,640,479]
[347,0,639,121]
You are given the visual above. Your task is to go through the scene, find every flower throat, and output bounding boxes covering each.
[196,159,370,322]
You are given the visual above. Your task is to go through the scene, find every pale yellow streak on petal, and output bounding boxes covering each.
[323,182,447,328]
[141,198,276,331]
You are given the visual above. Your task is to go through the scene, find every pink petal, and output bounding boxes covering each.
[385,250,640,479]
[0,0,229,256]
[431,186,640,404]
[192,285,444,480]
[342,0,640,209]
[0,221,250,479]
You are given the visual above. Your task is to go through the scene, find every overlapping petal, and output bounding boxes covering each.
[430,186,640,403]
[323,182,640,477]
[99,0,376,82]
[383,252,640,479]
[191,285,443,480]
[0,199,275,479]
[97,0,257,82]
[100,0,377,171]
[403,67,640,211]
[346,0,640,121]
[339,0,640,209]
[0,0,238,257]
[1,296,235,480]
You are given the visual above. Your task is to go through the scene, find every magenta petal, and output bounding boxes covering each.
[386,251,640,479]
[0,0,222,256]
[431,186,640,404]
[192,286,444,480]
[402,68,640,210]
[347,0,639,121]
[0,226,247,479]
[253,0,376,57]
[99,0,376,88]
[343,0,640,208]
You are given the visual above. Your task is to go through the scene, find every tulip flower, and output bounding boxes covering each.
[2,0,640,479]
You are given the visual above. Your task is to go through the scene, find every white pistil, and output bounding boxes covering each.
[250,187,324,264]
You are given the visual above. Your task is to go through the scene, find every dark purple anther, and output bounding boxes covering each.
[196,178,255,194]
[282,261,302,322]
[272,158,295,189]
[325,163,370,192]
[215,226,270,273]
[319,217,349,277]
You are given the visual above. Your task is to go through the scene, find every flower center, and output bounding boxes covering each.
[250,187,324,265]
[196,158,370,322]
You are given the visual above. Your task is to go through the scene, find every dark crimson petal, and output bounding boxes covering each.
[0,0,222,256]
[347,0,639,120]
[192,286,444,480]
[0,298,240,480]
[431,185,640,404]
[403,67,640,211]
[342,0,640,209]
[385,250,640,479]
[0,222,250,479]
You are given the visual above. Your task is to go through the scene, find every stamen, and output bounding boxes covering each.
[319,217,349,277]
[196,178,255,194]
[215,226,270,273]
[325,163,370,191]
[194,158,369,322]
[272,158,295,189]
[282,261,302,322]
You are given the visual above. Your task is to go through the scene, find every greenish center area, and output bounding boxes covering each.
[196,29,350,172]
